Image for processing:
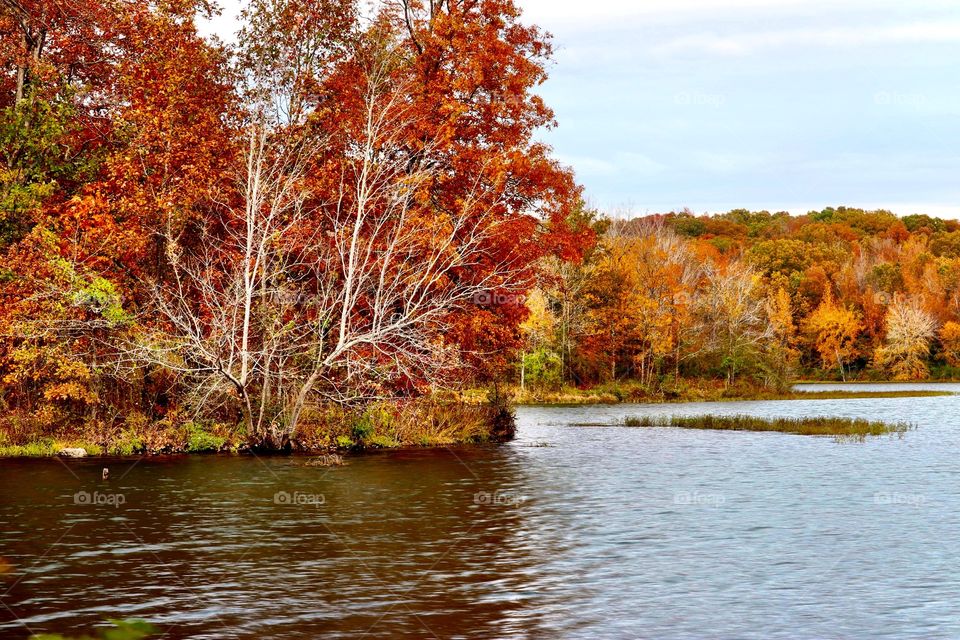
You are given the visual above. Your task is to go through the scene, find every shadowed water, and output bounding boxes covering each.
[2,384,960,638]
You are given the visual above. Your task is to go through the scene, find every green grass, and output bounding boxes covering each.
[0,440,103,457]
[621,414,912,438]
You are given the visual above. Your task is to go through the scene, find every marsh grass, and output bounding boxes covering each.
[621,414,912,439]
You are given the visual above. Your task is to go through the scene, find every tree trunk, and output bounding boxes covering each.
[836,347,846,382]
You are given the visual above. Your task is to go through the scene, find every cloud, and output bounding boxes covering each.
[519,0,881,27]
[691,151,773,174]
[654,21,960,57]
[556,152,667,179]
[557,155,618,176]
[616,152,668,176]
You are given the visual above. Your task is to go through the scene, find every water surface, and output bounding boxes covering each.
[2,384,959,638]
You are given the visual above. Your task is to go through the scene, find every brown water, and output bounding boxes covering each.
[2,385,960,638]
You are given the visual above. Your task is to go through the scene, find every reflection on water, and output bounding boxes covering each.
[2,384,960,638]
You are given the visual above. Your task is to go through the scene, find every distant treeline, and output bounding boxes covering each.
[520,206,960,389]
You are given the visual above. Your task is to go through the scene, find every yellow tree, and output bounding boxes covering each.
[874,300,937,380]
[763,287,799,389]
[625,233,673,385]
[803,288,862,381]
[940,321,960,367]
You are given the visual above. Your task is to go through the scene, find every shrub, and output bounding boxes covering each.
[183,422,227,453]
[350,414,375,442]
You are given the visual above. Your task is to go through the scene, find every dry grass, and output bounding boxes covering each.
[293,397,512,451]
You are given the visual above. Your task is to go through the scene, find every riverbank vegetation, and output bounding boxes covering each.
[621,414,912,438]
[0,395,513,457]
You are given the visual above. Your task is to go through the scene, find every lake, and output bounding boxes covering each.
[2,384,960,638]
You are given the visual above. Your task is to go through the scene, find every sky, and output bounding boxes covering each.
[200,0,960,218]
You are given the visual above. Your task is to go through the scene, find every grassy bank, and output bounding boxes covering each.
[484,379,955,406]
[0,397,514,458]
[621,414,912,438]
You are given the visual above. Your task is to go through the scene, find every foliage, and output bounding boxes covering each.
[517,205,960,390]
[0,0,587,448]
[4,0,960,456]
[762,287,799,391]
[939,321,960,366]
[0,91,88,247]
[873,300,937,380]
[802,289,862,380]
[520,348,563,389]
[350,413,376,443]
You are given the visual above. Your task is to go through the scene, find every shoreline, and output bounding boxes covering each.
[0,398,514,459]
[0,433,507,460]
[504,384,957,407]
[0,441,502,462]
[2,383,954,458]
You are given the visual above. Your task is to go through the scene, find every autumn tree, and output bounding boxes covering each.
[580,233,645,381]
[940,321,960,367]
[535,205,606,384]
[803,288,862,381]
[700,260,771,385]
[113,0,590,445]
[762,287,799,390]
[0,0,234,435]
[874,299,937,380]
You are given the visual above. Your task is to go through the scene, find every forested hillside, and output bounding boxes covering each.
[522,207,960,390]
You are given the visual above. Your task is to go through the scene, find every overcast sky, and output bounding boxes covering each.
[201,0,960,217]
